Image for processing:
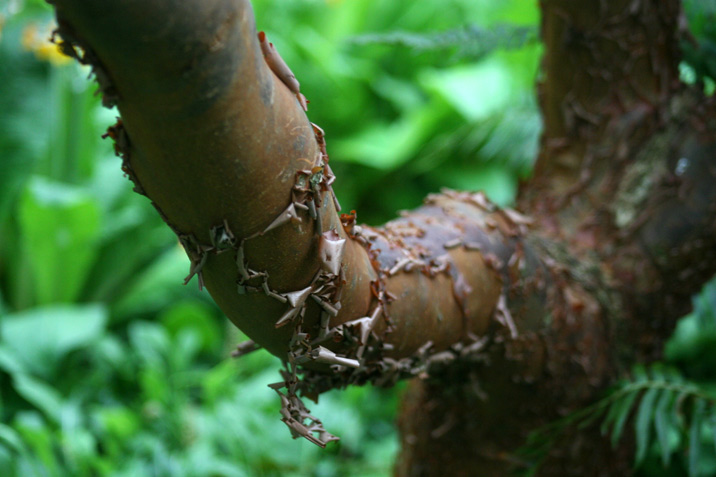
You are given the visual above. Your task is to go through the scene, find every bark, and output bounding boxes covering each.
[49,0,716,474]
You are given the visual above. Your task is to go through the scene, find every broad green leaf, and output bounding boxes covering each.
[83,214,173,305]
[12,373,63,424]
[170,329,203,374]
[331,104,450,170]
[128,321,171,370]
[82,174,175,305]
[635,386,659,465]
[13,411,61,476]
[1,303,107,376]
[112,246,200,320]
[18,177,101,304]
[159,301,222,355]
[421,58,515,121]
[45,64,106,184]
[0,344,26,375]
[0,26,50,225]
[91,335,133,379]
[202,360,242,406]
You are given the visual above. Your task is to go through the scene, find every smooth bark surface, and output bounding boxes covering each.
[50,0,716,474]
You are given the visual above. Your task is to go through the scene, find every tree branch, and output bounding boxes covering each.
[51,0,580,378]
[521,0,716,351]
[49,0,716,469]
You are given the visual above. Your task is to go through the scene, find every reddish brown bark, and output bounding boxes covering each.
[49,0,716,474]
[397,1,716,475]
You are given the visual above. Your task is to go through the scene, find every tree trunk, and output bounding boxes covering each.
[49,0,716,474]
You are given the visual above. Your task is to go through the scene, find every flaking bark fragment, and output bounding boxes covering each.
[319,230,346,276]
[232,340,260,358]
[258,31,308,111]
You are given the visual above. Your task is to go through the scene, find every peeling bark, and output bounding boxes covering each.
[49,0,716,474]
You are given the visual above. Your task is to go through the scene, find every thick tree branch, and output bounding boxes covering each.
[521,0,716,347]
[401,1,716,474]
[525,0,682,208]
[51,0,615,451]
[51,0,582,378]
[52,0,361,358]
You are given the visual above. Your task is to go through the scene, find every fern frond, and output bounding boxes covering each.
[350,24,538,61]
[515,364,716,476]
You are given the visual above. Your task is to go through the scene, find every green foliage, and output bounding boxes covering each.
[2,1,713,475]
[517,279,716,477]
[0,3,543,472]
[252,0,541,223]
[0,2,416,474]
[517,364,716,477]
[665,279,716,380]
[681,0,716,94]
[350,23,537,63]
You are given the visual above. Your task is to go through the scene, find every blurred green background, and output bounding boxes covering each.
[0,0,714,475]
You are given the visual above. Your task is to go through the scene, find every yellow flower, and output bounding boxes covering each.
[22,22,72,66]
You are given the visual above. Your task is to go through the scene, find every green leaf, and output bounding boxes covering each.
[1,303,107,376]
[711,413,716,456]
[18,177,101,304]
[128,321,170,370]
[159,301,222,355]
[350,24,537,61]
[202,360,241,406]
[635,386,660,465]
[431,163,517,207]
[673,391,691,426]
[331,104,450,170]
[421,58,516,121]
[113,246,199,320]
[654,388,677,467]
[605,389,640,448]
[92,406,141,461]
[91,335,133,379]
[12,410,60,475]
[689,398,707,477]
[601,389,624,434]
[0,423,26,454]
[95,406,141,442]
[61,426,98,474]
[0,344,26,375]
[12,374,63,424]
[0,31,51,225]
